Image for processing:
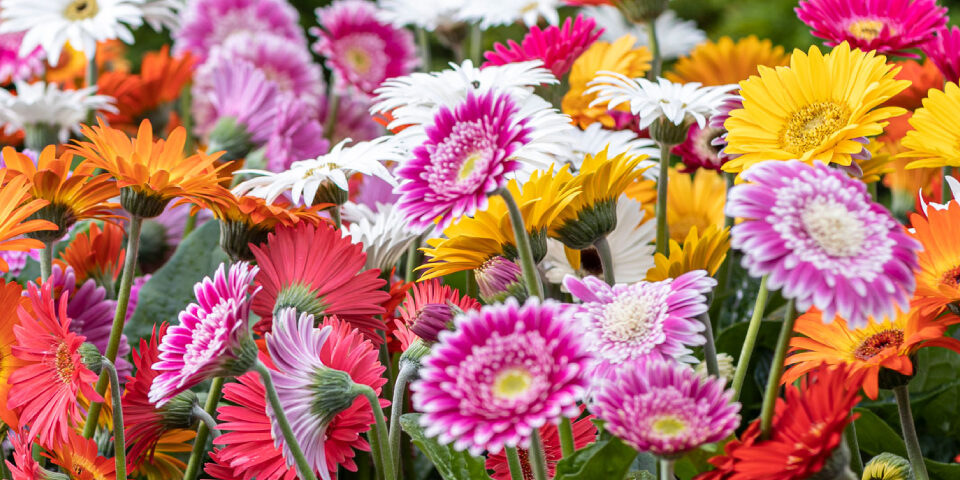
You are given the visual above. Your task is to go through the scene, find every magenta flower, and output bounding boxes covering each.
[673,122,727,173]
[484,14,602,78]
[205,59,278,145]
[310,0,418,96]
[563,272,713,379]
[795,0,946,56]
[266,96,330,172]
[410,299,591,455]
[0,31,44,84]
[174,0,306,62]
[149,262,260,405]
[924,26,960,83]
[727,160,919,328]
[395,90,531,229]
[590,358,740,456]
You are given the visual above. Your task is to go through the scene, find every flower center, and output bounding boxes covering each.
[848,19,888,41]
[63,0,99,20]
[345,47,372,74]
[55,342,75,384]
[602,293,658,343]
[800,198,866,257]
[651,415,688,437]
[492,367,533,400]
[779,101,851,154]
[854,329,904,360]
[431,120,495,190]
[939,264,960,288]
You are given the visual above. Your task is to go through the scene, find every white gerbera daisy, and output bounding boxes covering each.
[0,81,116,142]
[457,0,559,28]
[234,137,403,206]
[140,0,182,32]
[566,123,660,180]
[587,74,735,129]
[542,195,656,288]
[0,0,145,64]
[583,7,706,60]
[377,0,464,31]
[342,201,426,272]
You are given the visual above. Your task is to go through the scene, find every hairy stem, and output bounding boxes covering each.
[255,363,318,480]
[182,377,225,480]
[893,385,929,480]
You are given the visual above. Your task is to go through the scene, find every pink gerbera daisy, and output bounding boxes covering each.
[0,31,44,84]
[924,26,960,83]
[204,59,278,146]
[266,96,330,172]
[795,0,947,56]
[411,299,591,455]
[396,90,532,229]
[726,160,919,328]
[674,123,727,173]
[484,14,603,78]
[174,0,306,62]
[310,0,418,96]
[396,278,481,343]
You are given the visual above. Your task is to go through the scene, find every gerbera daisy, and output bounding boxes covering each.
[457,0,560,28]
[647,225,731,282]
[924,26,960,83]
[563,35,651,129]
[672,123,729,172]
[0,174,58,271]
[377,0,465,31]
[729,160,919,328]
[485,409,597,480]
[396,278,481,343]
[249,222,389,340]
[5,431,44,479]
[887,58,944,111]
[46,430,117,480]
[7,282,102,447]
[592,359,740,457]
[862,453,913,480]
[0,31,45,84]
[98,46,194,131]
[342,201,424,273]
[149,262,260,405]
[796,0,947,57]
[59,221,125,284]
[264,310,389,479]
[201,59,278,161]
[657,167,726,242]
[0,81,116,145]
[0,279,24,430]
[395,90,531,229]
[265,96,330,173]
[564,123,659,176]
[69,119,230,218]
[213,191,323,262]
[667,36,789,86]
[411,299,591,455]
[583,7,706,60]
[131,429,196,480]
[722,42,909,173]
[0,0,143,64]
[174,0,305,62]
[907,201,960,314]
[899,82,960,169]
[484,14,603,78]
[310,0,417,97]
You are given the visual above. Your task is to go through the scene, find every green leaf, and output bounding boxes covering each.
[553,436,637,480]
[399,413,491,480]
[855,407,960,478]
[127,220,230,341]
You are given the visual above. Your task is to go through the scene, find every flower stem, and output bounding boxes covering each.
[760,298,797,439]
[645,19,662,80]
[404,242,418,282]
[179,85,195,153]
[182,213,198,240]
[101,358,126,480]
[182,377,225,480]
[324,79,340,143]
[655,142,670,255]
[943,167,953,204]
[659,457,674,480]
[389,362,416,469]
[83,215,143,438]
[86,52,98,124]
[844,421,863,475]
[192,404,222,439]
[731,275,768,401]
[529,429,549,480]
[558,417,575,457]
[466,269,478,298]
[254,362,319,480]
[330,205,342,230]
[39,240,54,282]
[698,308,720,378]
[469,24,482,64]
[358,384,396,480]
[505,447,525,480]
[893,385,929,480]
[594,236,616,286]
[498,188,543,298]
[416,27,431,70]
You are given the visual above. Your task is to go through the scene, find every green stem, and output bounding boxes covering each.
[389,363,416,469]
[182,213,198,240]
[254,362,318,480]
[83,216,143,438]
[529,429,549,480]
[558,417,575,458]
[659,457,674,480]
[731,275,769,401]
[505,447,525,480]
[192,404,222,439]
[466,269,478,298]
[358,384,396,480]
[469,24,482,64]
[404,242,418,282]
[594,236,616,286]
[39,240,54,282]
[759,298,797,439]
[324,79,341,143]
[101,359,126,480]
[330,206,342,230]
[179,86,195,153]
[182,377,225,480]
[943,167,953,204]
[867,182,878,202]
[893,385,929,480]
[498,189,543,298]
[699,306,720,378]
[655,142,671,255]
[0,444,10,480]
[844,421,863,476]
[416,28,431,70]
[86,52,98,124]
[646,19,662,80]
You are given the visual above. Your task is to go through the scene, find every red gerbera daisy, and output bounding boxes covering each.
[484,14,603,77]
[0,279,26,431]
[5,431,42,480]
[485,409,597,480]
[7,282,102,448]
[396,278,481,343]
[59,221,126,285]
[696,364,864,480]
[249,222,389,342]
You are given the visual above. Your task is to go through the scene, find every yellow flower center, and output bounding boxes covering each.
[848,19,889,41]
[493,367,533,400]
[779,101,851,155]
[652,415,687,436]
[801,199,866,257]
[602,294,657,342]
[345,47,372,74]
[458,152,482,181]
[854,328,904,360]
[63,0,99,20]
[55,342,75,384]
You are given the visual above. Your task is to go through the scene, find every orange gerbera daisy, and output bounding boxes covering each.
[59,222,126,285]
[909,201,960,314]
[98,47,194,132]
[886,58,944,111]
[46,430,117,480]
[2,146,119,241]
[667,36,789,86]
[0,173,58,271]
[210,192,326,261]
[69,119,230,218]
[783,306,960,399]
[0,279,26,430]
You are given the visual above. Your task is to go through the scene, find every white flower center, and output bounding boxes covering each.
[801,198,866,257]
[601,293,658,343]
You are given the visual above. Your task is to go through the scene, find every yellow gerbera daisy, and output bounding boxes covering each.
[624,167,726,243]
[646,225,730,282]
[854,140,894,184]
[722,42,909,173]
[900,82,960,169]
[666,36,789,86]
[131,429,196,480]
[563,35,652,129]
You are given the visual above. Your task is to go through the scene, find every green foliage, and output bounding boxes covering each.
[553,436,638,480]
[399,414,491,480]
[855,408,960,478]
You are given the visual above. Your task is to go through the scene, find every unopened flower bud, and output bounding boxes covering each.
[475,256,527,303]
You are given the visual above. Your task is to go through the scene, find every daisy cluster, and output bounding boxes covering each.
[0,0,958,479]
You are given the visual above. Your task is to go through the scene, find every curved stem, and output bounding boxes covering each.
[893,385,929,480]
[102,359,126,480]
[504,447,525,480]
[192,404,222,439]
[655,142,670,255]
[182,377,225,480]
[83,216,143,438]
[645,19,662,80]
[497,189,544,298]
[529,429,549,480]
[659,457,674,480]
[358,384,396,480]
[760,298,797,439]
[389,363,416,469]
[558,417,575,458]
[594,236,616,286]
[731,275,769,401]
[254,362,318,480]
[39,241,54,282]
